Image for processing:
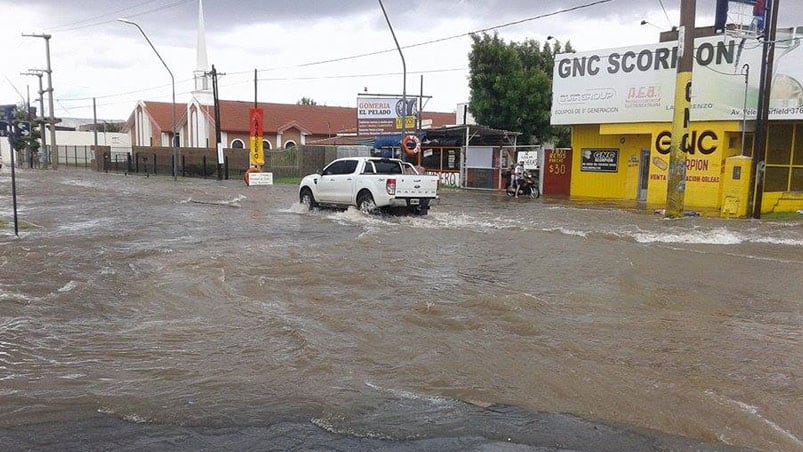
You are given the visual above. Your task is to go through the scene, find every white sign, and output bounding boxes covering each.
[357,97,395,119]
[551,28,803,125]
[426,170,460,187]
[517,150,539,170]
[247,172,273,186]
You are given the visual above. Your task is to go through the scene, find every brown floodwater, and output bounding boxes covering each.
[1,168,801,451]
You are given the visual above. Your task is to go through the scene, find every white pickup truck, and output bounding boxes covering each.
[298,157,439,215]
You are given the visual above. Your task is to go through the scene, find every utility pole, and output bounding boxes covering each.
[92,97,98,147]
[22,33,58,169]
[21,70,46,168]
[665,0,696,217]
[207,65,223,180]
[418,74,423,132]
[749,0,780,219]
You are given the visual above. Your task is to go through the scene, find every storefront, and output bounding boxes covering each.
[551,27,803,215]
[375,125,520,190]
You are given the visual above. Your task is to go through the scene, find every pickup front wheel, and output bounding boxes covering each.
[299,188,316,210]
[357,192,377,214]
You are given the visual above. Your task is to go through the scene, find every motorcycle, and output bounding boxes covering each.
[506,170,540,199]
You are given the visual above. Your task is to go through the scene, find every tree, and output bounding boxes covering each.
[468,33,574,146]
[297,97,317,106]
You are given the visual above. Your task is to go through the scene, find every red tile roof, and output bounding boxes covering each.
[200,100,456,135]
[141,101,188,133]
[140,99,456,136]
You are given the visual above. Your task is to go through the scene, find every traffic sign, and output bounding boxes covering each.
[17,121,31,137]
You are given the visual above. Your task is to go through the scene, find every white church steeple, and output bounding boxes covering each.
[192,0,214,105]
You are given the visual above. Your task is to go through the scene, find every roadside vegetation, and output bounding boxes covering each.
[272,176,301,185]
[761,211,803,221]
[468,33,574,147]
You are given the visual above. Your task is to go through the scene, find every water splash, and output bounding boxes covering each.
[705,390,803,447]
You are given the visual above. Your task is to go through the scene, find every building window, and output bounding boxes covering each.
[764,123,803,192]
[231,139,245,149]
[284,140,296,149]
[190,110,198,147]
[263,139,271,150]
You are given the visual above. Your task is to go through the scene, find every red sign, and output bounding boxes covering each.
[249,107,264,166]
[543,148,572,196]
[249,107,263,137]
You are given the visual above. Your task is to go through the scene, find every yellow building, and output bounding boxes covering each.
[551,27,803,216]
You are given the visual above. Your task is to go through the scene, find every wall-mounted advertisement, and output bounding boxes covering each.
[551,27,803,125]
[357,96,418,136]
[580,148,619,172]
[517,150,539,169]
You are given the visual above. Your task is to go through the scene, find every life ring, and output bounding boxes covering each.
[244,166,260,185]
[402,134,421,156]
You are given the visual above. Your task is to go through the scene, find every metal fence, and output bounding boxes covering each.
[93,145,345,180]
[57,145,125,168]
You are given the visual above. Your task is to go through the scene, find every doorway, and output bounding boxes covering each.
[638,149,650,201]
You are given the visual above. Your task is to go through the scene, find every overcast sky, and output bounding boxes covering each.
[1,0,801,120]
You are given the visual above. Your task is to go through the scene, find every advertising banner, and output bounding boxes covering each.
[551,28,803,125]
[357,96,417,136]
[580,148,619,172]
[249,107,264,166]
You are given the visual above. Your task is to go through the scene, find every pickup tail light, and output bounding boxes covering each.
[386,178,396,195]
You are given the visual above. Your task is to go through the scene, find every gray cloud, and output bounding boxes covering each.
[32,0,803,43]
[36,0,803,39]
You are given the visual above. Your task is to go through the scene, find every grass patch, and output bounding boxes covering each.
[760,211,803,221]
[272,176,302,185]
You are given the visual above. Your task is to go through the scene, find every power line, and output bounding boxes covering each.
[257,67,467,82]
[46,0,166,32]
[49,1,611,109]
[57,67,467,105]
[48,0,195,33]
[284,0,613,70]
[57,76,195,101]
[656,0,673,26]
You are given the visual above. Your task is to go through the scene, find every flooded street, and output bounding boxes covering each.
[1,168,801,451]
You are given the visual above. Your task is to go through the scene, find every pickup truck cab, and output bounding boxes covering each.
[299,157,438,215]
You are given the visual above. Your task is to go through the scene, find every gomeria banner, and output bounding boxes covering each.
[356,96,418,136]
[551,28,803,125]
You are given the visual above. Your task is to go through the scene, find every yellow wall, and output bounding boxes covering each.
[761,191,803,214]
[571,121,746,209]
[720,156,753,218]
[570,124,649,200]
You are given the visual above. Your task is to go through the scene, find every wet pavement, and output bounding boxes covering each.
[1,168,801,451]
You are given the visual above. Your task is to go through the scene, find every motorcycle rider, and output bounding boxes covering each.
[513,161,525,198]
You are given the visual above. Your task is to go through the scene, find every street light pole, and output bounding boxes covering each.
[378,0,407,160]
[118,18,178,181]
